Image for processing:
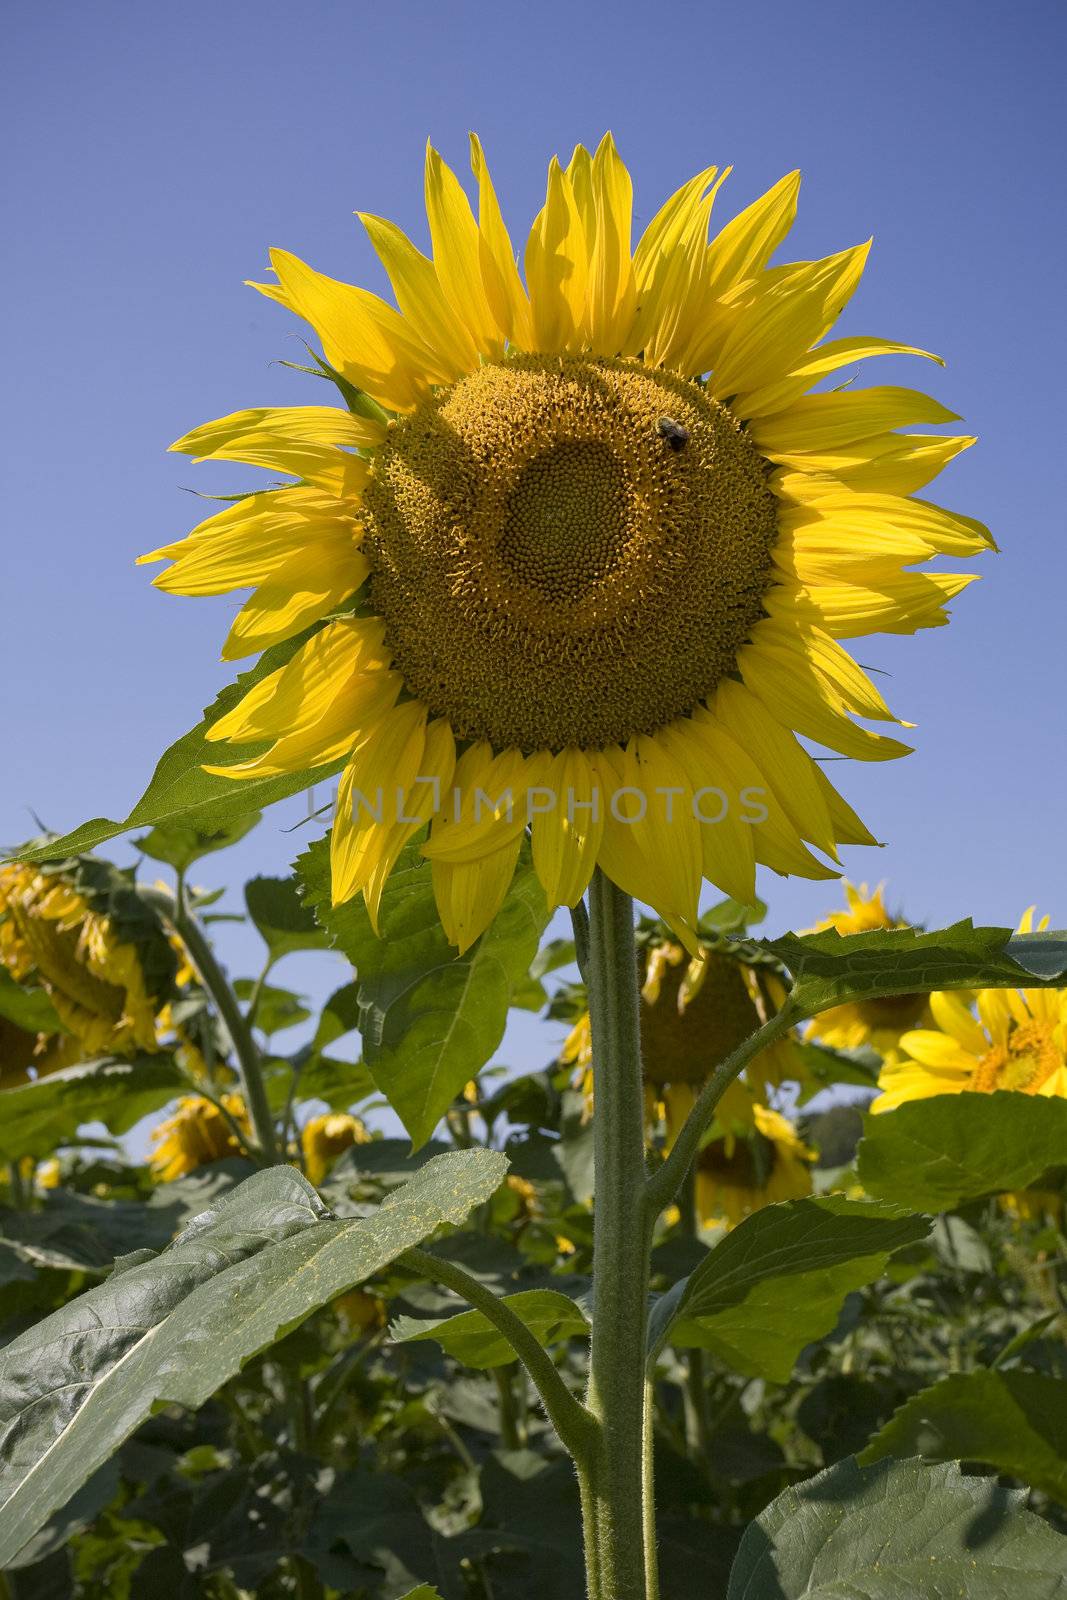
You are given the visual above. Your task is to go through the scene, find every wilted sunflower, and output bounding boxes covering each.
[694,1103,812,1229]
[805,881,933,1052]
[872,910,1067,1112]
[0,861,173,1061]
[148,1092,250,1181]
[142,137,990,950]
[301,1110,371,1185]
[562,934,804,1132]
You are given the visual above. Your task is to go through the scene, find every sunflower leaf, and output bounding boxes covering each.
[761,921,1067,1018]
[856,1090,1067,1210]
[244,873,331,958]
[858,1370,1067,1506]
[0,968,64,1036]
[133,812,262,872]
[391,1288,591,1369]
[727,1455,1067,1599]
[0,1056,186,1162]
[295,837,550,1147]
[16,628,343,865]
[0,1150,506,1567]
[648,1195,929,1382]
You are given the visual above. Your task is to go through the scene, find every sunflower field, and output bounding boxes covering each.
[2,123,1066,1600]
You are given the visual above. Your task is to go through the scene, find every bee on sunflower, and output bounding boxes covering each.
[141,136,989,952]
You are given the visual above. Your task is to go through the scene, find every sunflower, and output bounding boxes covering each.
[694,1103,813,1229]
[148,1092,250,1181]
[0,862,167,1061]
[562,935,804,1132]
[141,138,989,951]
[804,881,933,1052]
[301,1110,371,1185]
[872,911,1067,1112]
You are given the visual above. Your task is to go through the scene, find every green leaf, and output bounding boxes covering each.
[0,968,64,1036]
[727,1455,1067,1599]
[0,1056,186,1162]
[0,1149,505,1566]
[391,1288,590,1369]
[859,1370,1067,1505]
[133,813,261,872]
[244,874,331,958]
[232,979,310,1037]
[649,1196,929,1383]
[17,631,346,864]
[296,838,550,1146]
[856,1091,1067,1211]
[761,921,1067,1019]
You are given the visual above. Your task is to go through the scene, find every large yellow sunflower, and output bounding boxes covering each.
[141,137,990,951]
[872,909,1067,1111]
[804,881,933,1052]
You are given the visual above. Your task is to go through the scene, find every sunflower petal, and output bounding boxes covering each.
[525,157,588,353]
[331,701,428,906]
[425,142,504,359]
[468,133,533,348]
[531,747,604,908]
[221,545,369,660]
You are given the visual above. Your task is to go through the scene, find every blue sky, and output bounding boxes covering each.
[4,0,1066,1097]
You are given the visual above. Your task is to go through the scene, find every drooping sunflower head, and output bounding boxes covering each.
[148,1092,250,1182]
[805,880,933,1052]
[301,1110,371,1186]
[873,908,1067,1112]
[564,929,804,1132]
[695,1103,813,1229]
[0,858,177,1062]
[142,137,991,952]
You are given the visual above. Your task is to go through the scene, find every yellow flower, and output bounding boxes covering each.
[0,863,164,1061]
[872,908,1067,1111]
[564,936,805,1133]
[695,1103,813,1228]
[142,138,988,951]
[149,1093,250,1181]
[334,1288,386,1333]
[805,881,933,1052]
[301,1111,371,1185]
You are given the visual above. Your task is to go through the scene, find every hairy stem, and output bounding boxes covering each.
[582,870,654,1600]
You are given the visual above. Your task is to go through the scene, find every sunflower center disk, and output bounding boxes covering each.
[364,355,778,752]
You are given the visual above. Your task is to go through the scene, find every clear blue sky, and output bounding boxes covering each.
[3,0,1066,1093]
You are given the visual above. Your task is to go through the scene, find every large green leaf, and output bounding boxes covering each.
[857,1091,1067,1211]
[0,1056,186,1162]
[244,874,331,959]
[727,1455,1067,1599]
[761,922,1067,1019]
[17,632,345,864]
[648,1196,929,1382]
[392,1288,590,1369]
[859,1370,1067,1505]
[0,1150,505,1567]
[296,838,550,1146]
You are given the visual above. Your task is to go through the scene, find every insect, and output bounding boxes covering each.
[656,416,689,451]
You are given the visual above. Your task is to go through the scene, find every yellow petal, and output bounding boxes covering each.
[712,679,837,857]
[929,991,987,1057]
[432,834,525,954]
[263,250,446,410]
[531,747,604,908]
[220,545,369,660]
[774,433,976,495]
[143,491,360,596]
[425,142,504,359]
[468,133,533,349]
[363,717,457,931]
[734,337,943,420]
[707,242,870,398]
[207,617,389,743]
[767,572,977,638]
[654,719,757,904]
[423,748,545,865]
[170,405,385,486]
[358,211,478,380]
[898,1029,975,1073]
[525,157,588,353]
[331,701,429,906]
[750,387,960,457]
[703,170,800,300]
[585,133,637,355]
[205,667,400,780]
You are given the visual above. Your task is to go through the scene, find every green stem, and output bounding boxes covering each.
[144,886,279,1162]
[6,1160,27,1209]
[400,1246,595,1462]
[642,1379,660,1600]
[582,870,654,1600]
[492,1362,525,1450]
[645,1004,799,1217]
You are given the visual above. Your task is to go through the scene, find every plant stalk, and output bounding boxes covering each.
[581,869,654,1600]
